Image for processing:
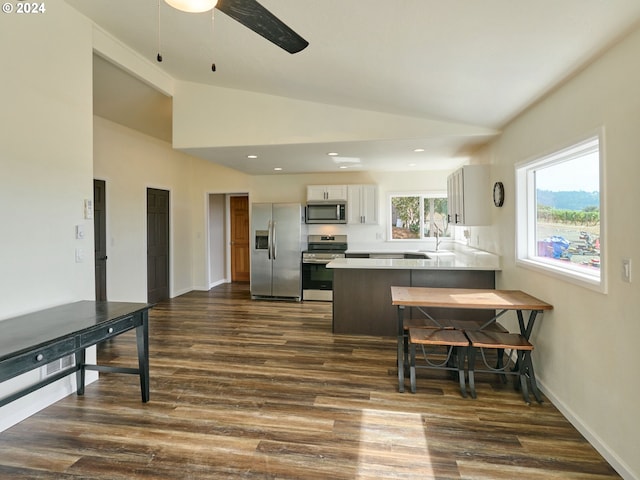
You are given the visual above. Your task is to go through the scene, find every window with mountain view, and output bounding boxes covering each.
[515,133,604,291]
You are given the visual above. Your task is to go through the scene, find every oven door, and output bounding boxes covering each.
[302,261,334,301]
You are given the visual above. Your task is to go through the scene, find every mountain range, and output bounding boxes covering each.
[537,190,600,211]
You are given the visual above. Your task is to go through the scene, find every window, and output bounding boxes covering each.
[390,194,449,240]
[515,133,604,291]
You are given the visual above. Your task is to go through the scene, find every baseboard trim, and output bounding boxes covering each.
[0,372,98,433]
[538,380,634,479]
[208,279,228,290]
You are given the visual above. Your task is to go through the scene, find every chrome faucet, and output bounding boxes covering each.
[433,224,443,251]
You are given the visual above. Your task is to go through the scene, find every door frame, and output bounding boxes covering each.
[205,191,250,289]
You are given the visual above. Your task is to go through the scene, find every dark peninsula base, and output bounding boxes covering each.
[332,268,495,336]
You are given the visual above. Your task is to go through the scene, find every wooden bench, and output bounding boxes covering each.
[400,318,507,388]
[447,319,508,333]
[408,327,470,398]
[465,330,540,404]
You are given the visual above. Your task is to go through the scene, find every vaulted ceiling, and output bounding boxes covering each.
[70,0,640,174]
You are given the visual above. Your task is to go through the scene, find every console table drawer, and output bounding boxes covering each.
[0,337,77,381]
[80,315,137,346]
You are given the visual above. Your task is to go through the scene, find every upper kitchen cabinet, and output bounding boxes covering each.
[447,165,490,226]
[347,185,379,224]
[307,185,348,202]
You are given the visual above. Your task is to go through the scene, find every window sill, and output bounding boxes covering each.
[516,257,606,294]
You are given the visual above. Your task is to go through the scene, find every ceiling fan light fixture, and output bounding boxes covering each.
[164,0,218,13]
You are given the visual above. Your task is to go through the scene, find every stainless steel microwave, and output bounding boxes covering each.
[305,202,347,224]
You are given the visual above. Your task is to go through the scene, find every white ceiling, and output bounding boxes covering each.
[73,0,640,175]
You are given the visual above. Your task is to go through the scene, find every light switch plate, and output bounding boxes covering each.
[84,199,93,219]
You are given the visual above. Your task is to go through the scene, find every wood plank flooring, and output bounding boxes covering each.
[0,283,620,479]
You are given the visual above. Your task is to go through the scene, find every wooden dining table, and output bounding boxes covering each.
[391,286,553,397]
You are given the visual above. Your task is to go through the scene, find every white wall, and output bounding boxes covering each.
[173,82,495,150]
[474,24,640,480]
[93,116,251,298]
[0,4,96,430]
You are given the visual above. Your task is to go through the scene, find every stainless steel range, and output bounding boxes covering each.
[302,235,348,301]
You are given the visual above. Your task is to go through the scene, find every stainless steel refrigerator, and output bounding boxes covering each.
[250,203,305,300]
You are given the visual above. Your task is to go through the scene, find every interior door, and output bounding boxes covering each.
[93,179,107,301]
[230,196,250,282]
[147,188,170,303]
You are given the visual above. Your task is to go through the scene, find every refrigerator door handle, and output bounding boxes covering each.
[272,221,277,259]
[267,220,273,260]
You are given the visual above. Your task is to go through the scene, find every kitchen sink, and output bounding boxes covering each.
[403,252,431,259]
[418,250,455,257]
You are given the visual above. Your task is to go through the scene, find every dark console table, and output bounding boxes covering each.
[0,301,152,407]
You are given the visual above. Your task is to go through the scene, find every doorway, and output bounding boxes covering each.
[147,188,170,303]
[208,193,250,287]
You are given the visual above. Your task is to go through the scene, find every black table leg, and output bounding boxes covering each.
[517,309,544,403]
[517,309,539,339]
[75,348,86,396]
[455,346,468,398]
[409,341,417,394]
[397,305,405,393]
[467,346,477,399]
[136,310,150,402]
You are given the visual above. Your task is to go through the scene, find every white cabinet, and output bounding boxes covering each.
[447,165,490,226]
[347,185,379,224]
[307,185,348,202]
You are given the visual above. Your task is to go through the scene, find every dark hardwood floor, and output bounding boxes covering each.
[0,283,619,479]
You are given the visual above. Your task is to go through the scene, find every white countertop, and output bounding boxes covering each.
[327,248,501,271]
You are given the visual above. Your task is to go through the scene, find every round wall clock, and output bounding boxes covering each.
[493,181,505,207]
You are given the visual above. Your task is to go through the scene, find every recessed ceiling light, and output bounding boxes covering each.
[274,167,283,171]
[247,155,258,159]
[327,152,339,156]
[414,148,425,153]
[339,166,348,169]
[408,163,417,167]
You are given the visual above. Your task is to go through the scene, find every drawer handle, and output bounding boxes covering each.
[108,327,114,334]
[36,353,44,362]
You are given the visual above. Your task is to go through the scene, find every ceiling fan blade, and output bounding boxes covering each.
[216,0,309,54]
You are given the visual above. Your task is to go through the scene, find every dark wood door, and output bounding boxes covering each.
[94,179,107,301]
[147,188,170,303]
[230,196,250,282]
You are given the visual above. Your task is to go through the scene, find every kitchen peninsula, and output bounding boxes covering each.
[327,248,500,336]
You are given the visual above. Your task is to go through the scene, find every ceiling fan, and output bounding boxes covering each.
[163,0,309,54]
